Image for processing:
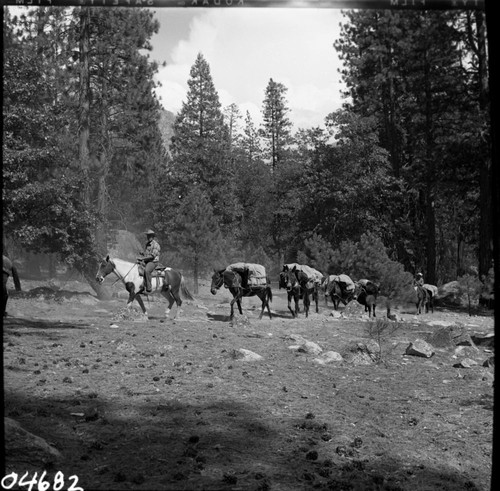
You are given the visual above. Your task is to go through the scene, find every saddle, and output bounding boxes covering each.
[137,262,167,277]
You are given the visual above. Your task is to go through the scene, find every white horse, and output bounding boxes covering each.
[96,255,194,319]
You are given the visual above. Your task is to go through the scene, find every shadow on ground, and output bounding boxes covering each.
[3,388,487,491]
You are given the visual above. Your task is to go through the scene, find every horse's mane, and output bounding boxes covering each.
[110,257,135,268]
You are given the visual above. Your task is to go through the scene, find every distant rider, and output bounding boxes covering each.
[138,229,160,294]
[414,272,424,287]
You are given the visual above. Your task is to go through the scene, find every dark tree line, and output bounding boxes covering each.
[3,6,164,296]
[3,7,493,299]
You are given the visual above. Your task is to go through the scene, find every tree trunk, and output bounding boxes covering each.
[78,8,91,206]
[476,10,493,279]
[456,227,465,278]
[193,255,199,295]
[79,258,113,301]
[424,47,437,286]
[96,67,110,255]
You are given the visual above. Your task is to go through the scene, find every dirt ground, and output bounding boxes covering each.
[2,274,495,491]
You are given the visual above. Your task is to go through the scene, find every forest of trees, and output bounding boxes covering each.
[2,6,494,301]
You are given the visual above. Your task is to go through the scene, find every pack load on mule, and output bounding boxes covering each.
[283,263,324,289]
[356,278,379,293]
[322,273,356,310]
[211,263,272,319]
[330,274,356,297]
[225,262,268,288]
[423,283,438,299]
[354,278,380,318]
[420,283,438,314]
[282,263,323,317]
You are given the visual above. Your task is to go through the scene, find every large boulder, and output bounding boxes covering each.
[288,340,323,356]
[470,332,494,348]
[405,339,434,358]
[437,281,464,306]
[424,325,477,349]
[341,340,380,365]
[232,348,263,362]
[312,351,343,365]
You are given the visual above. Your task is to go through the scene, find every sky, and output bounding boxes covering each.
[7,5,349,131]
[147,7,348,130]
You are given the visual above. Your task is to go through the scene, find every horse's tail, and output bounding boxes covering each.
[267,285,273,303]
[180,275,195,301]
[11,265,21,291]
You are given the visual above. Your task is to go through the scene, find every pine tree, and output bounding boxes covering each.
[3,6,164,297]
[260,78,293,173]
[334,9,488,283]
[225,111,269,246]
[164,187,225,293]
[3,8,97,270]
[169,53,240,230]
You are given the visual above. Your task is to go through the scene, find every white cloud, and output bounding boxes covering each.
[152,8,347,130]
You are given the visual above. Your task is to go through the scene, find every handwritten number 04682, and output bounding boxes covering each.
[1,471,83,491]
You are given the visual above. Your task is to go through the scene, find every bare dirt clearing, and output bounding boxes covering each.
[3,276,494,491]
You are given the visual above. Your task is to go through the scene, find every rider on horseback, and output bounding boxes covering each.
[414,272,424,287]
[138,229,160,294]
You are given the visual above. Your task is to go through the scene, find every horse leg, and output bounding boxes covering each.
[258,289,272,320]
[125,282,147,315]
[166,287,183,319]
[172,289,183,317]
[314,290,319,313]
[332,294,340,311]
[230,291,242,318]
[236,297,243,315]
[303,292,310,318]
[259,292,266,320]
[265,289,273,319]
[287,293,296,318]
[161,286,175,318]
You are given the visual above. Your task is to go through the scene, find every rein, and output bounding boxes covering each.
[109,260,137,286]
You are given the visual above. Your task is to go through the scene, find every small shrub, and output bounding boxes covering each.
[457,273,483,315]
[365,318,402,363]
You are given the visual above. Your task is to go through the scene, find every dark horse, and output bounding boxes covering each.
[322,275,353,310]
[415,285,429,314]
[422,284,437,314]
[284,267,319,318]
[279,271,300,318]
[210,268,273,320]
[3,255,22,317]
[353,279,380,318]
[96,256,194,319]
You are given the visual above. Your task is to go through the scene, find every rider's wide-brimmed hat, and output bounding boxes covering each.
[145,229,155,235]
[416,272,423,277]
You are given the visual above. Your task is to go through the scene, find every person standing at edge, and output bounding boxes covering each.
[138,229,160,294]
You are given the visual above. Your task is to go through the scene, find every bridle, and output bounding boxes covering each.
[284,271,299,293]
[212,272,224,290]
[96,258,136,286]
